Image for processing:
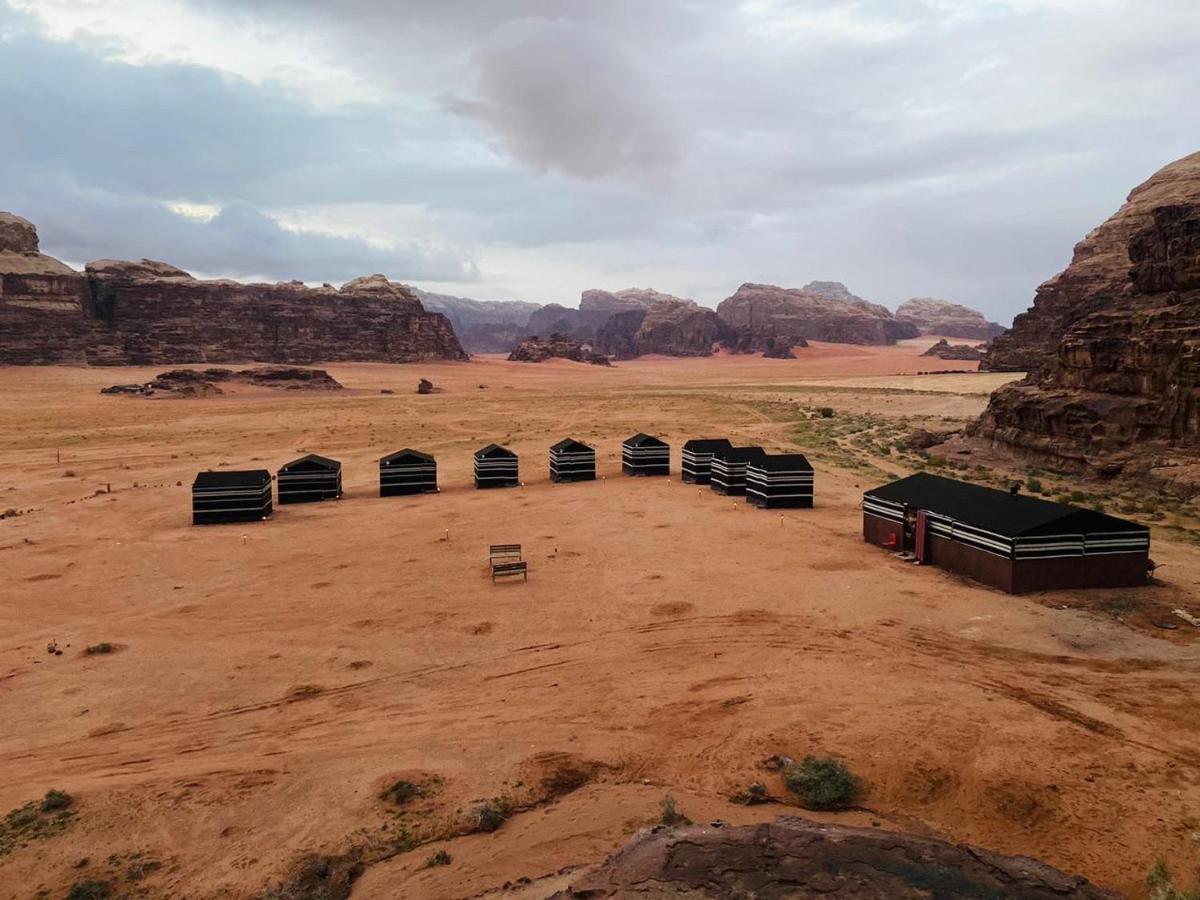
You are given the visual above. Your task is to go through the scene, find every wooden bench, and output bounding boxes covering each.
[491,560,528,582]
[489,543,522,562]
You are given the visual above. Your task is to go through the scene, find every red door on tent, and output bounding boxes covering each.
[914,510,929,563]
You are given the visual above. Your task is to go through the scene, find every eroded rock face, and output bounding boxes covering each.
[983,151,1200,373]
[412,288,540,353]
[529,288,709,355]
[0,214,469,366]
[897,297,1005,340]
[553,818,1119,899]
[716,282,919,347]
[524,303,615,345]
[971,153,1200,488]
[580,287,672,313]
[508,334,611,365]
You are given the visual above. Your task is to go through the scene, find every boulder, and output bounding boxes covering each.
[922,338,986,360]
[553,818,1119,899]
[716,282,918,348]
[508,334,611,366]
[896,297,1006,340]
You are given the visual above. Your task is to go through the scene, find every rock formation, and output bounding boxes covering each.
[579,287,671,313]
[896,297,1006,340]
[971,151,1200,490]
[922,338,985,361]
[0,213,468,366]
[413,289,540,354]
[523,303,615,345]
[716,282,919,348]
[553,818,1118,899]
[984,152,1200,374]
[102,366,343,397]
[593,298,735,358]
[507,334,611,365]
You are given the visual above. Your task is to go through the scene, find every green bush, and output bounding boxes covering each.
[784,756,861,811]
[659,793,691,825]
[472,797,512,833]
[40,790,73,812]
[1025,477,1043,494]
[818,407,836,418]
[1147,833,1200,900]
[84,643,115,656]
[424,850,452,868]
[729,782,770,805]
[381,780,419,806]
[67,882,111,900]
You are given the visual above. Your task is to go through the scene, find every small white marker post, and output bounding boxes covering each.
[779,515,784,528]
[241,534,247,545]
[444,528,449,543]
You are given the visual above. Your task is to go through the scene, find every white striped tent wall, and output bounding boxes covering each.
[192,482,273,525]
[862,495,905,523]
[549,447,596,482]
[710,455,757,495]
[474,455,519,488]
[681,450,716,484]
[621,444,669,476]
[277,469,342,503]
[380,460,438,496]
[745,465,814,508]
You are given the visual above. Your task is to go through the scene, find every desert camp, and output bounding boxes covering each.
[276,454,343,504]
[379,448,439,496]
[190,469,273,525]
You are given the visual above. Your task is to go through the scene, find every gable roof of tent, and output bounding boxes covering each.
[713,445,767,462]
[476,443,517,458]
[624,433,668,447]
[193,469,271,489]
[551,438,594,452]
[280,454,341,472]
[380,448,434,464]
[865,472,1147,538]
[753,453,813,471]
[683,438,734,452]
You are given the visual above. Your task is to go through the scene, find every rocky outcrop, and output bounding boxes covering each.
[554,818,1118,899]
[594,299,734,358]
[508,334,610,365]
[0,213,468,366]
[593,309,647,359]
[922,339,985,361]
[527,288,701,353]
[580,287,671,313]
[413,289,540,353]
[716,282,919,348]
[983,151,1200,374]
[523,303,615,345]
[971,152,1200,489]
[0,213,95,364]
[102,366,343,397]
[897,297,1005,340]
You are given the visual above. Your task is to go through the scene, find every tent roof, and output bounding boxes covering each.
[280,453,340,472]
[380,448,434,464]
[865,472,1147,538]
[750,453,813,471]
[713,445,767,462]
[475,443,516,458]
[193,469,270,489]
[624,432,668,447]
[551,438,594,452]
[683,438,734,452]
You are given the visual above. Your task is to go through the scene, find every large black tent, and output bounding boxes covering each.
[681,438,733,485]
[622,433,670,476]
[474,444,519,488]
[710,446,766,495]
[277,454,342,504]
[746,453,813,508]
[549,438,596,483]
[863,472,1151,593]
[380,449,438,496]
[192,469,272,525]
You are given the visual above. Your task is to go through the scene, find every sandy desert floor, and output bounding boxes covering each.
[1,339,1199,899]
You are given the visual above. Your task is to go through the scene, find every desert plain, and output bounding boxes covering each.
[2,339,1199,899]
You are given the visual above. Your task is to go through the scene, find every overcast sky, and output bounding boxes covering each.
[2,0,1197,323]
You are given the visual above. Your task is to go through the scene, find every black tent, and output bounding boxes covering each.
[746,453,813,508]
[380,449,438,496]
[622,433,670,476]
[277,454,342,504]
[550,438,596,483]
[710,446,766,495]
[682,438,733,485]
[192,469,272,525]
[863,472,1151,593]
[475,444,519,488]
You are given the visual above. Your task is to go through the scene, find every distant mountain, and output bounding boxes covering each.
[895,297,1006,341]
[410,289,542,354]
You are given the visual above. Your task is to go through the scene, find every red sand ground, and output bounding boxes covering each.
[1,340,1198,898]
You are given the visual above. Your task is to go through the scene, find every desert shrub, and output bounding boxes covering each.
[40,790,73,812]
[1025,477,1043,494]
[84,643,114,656]
[659,793,690,826]
[424,850,452,868]
[729,782,770,805]
[472,797,512,833]
[818,407,836,418]
[67,882,111,900]
[1148,834,1200,900]
[380,780,419,806]
[784,756,861,811]
[1096,595,1141,618]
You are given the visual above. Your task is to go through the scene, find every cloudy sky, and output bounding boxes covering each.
[2,0,1196,323]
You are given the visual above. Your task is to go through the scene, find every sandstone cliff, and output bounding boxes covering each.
[580,287,671,313]
[971,152,1200,489]
[593,298,734,358]
[716,282,919,348]
[507,334,610,365]
[983,152,1200,373]
[523,303,614,344]
[0,213,468,365]
[922,338,985,360]
[897,297,1005,340]
[553,818,1118,899]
